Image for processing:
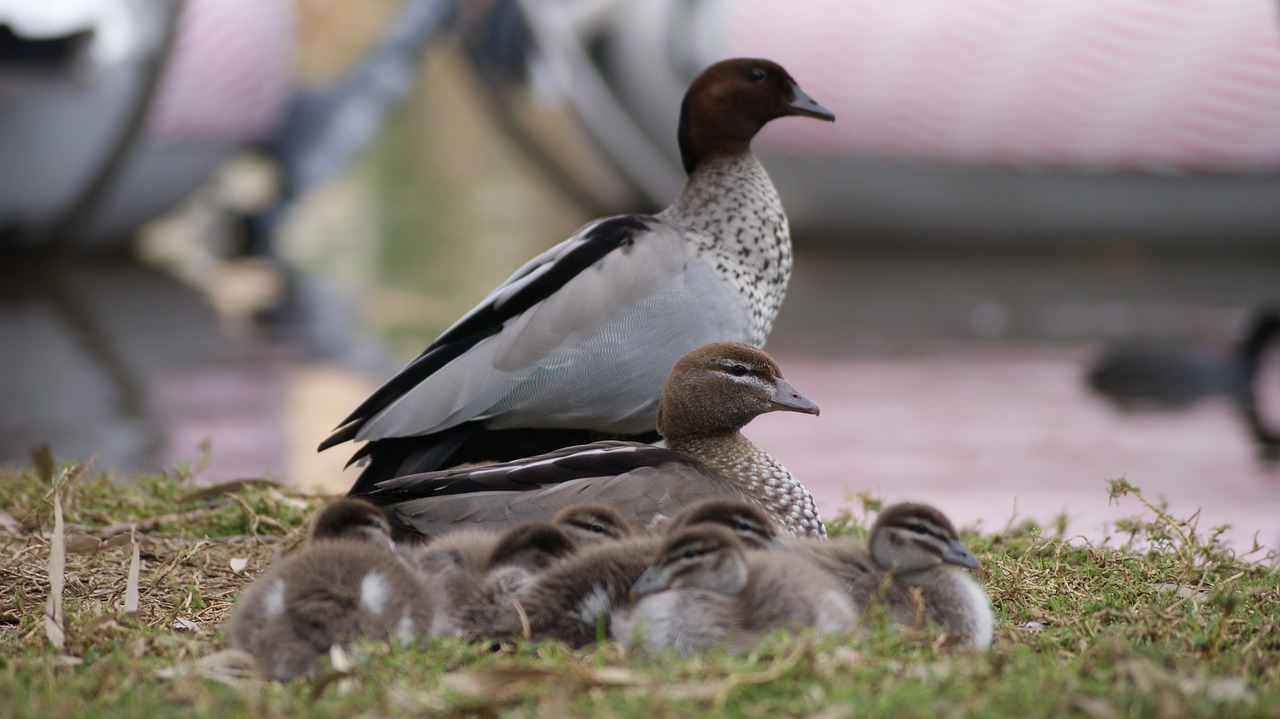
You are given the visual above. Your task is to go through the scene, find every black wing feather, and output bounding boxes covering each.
[318,215,651,451]
[359,441,702,500]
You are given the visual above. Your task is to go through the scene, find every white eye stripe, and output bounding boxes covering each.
[714,369,773,390]
[890,524,951,549]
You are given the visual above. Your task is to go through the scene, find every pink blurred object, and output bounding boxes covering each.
[511,0,1280,244]
[147,0,293,143]
[729,1,1280,173]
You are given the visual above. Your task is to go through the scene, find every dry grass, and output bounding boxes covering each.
[1,452,1277,718]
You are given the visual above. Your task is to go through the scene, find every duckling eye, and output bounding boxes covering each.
[747,68,767,83]
[682,548,699,560]
[589,524,607,534]
[911,523,929,534]
[729,364,749,377]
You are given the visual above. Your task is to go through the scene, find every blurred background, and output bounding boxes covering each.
[2,0,1278,552]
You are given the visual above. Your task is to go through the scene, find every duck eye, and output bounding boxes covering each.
[590,524,607,534]
[747,68,766,83]
[911,523,928,534]
[682,548,699,560]
[729,364,749,377]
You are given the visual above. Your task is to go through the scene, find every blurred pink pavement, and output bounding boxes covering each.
[748,344,1280,554]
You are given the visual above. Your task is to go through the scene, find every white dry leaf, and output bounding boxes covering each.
[44,489,66,650]
[818,646,864,672]
[1178,675,1253,704]
[328,643,355,674]
[1152,583,1207,603]
[229,557,249,574]
[172,617,200,633]
[156,649,257,684]
[585,666,644,686]
[124,529,141,614]
[440,668,557,699]
[1204,677,1253,704]
[280,496,312,511]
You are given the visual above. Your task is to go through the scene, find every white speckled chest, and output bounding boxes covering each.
[673,433,826,538]
[657,154,792,347]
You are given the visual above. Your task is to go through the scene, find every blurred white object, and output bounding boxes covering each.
[0,0,293,249]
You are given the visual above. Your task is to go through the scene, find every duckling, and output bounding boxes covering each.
[494,535,660,646]
[553,503,634,546]
[306,497,397,548]
[456,522,579,638]
[791,502,994,648]
[408,522,577,638]
[226,499,441,680]
[662,498,787,550]
[612,525,857,655]
[489,496,795,647]
[360,342,825,538]
[323,58,835,487]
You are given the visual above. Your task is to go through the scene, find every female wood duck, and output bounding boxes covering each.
[358,342,825,539]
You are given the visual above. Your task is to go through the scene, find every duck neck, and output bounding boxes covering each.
[657,153,792,347]
[667,432,826,539]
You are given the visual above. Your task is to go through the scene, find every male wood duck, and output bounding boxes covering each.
[321,58,835,489]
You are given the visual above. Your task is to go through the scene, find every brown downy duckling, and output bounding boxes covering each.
[612,525,856,655]
[226,499,441,680]
[791,502,994,648]
[409,522,577,638]
[553,503,634,546]
[494,498,802,647]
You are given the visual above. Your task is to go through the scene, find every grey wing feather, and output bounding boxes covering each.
[385,463,748,537]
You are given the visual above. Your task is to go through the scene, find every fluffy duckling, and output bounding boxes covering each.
[323,58,835,487]
[360,342,825,538]
[612,525,857,655]
[553,503,634,546]
[226,499,441,680]
[410,522,577,637]
[792,502,994,648]
[489,497,794,646]
[662,498,787,550]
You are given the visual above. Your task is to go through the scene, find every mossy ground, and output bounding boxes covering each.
[1,453,1276,719]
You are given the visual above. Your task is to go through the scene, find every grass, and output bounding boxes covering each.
[1,454,1277,719]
